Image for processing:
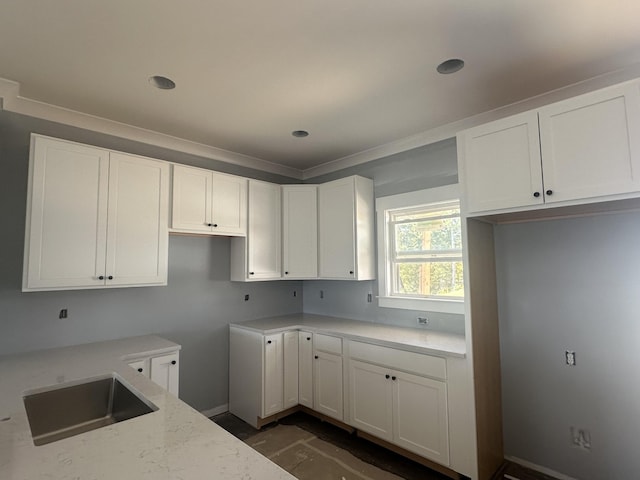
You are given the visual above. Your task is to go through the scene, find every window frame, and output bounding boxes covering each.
[376,184,465,314]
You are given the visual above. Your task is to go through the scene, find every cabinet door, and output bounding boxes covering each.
[393,371,449,465]
[210,172,247,236]
[171,164,212,232]
[247,180,281,280]
[263,333,284,417]
[282,185,318,279]
[283,331,299,409]
[348,360,393,442]
[539,82,640,204]
[150,352,180,396]
[314,351,343,421]
[318,177,356,279]
[127,359,150,378]
[459,111,543,214]
[24,136,110,290]
[298,332,314,408]
[106,152,169,286]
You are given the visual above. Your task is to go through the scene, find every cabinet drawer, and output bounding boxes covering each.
[314,334,342,355]
[348,341,446,380]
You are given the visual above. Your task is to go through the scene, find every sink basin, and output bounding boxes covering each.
[23,373,157,446]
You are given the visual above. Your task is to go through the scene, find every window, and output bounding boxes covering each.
[376,184,464,314]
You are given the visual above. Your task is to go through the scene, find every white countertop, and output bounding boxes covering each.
[230,314,466,358]
[0,335,295,480]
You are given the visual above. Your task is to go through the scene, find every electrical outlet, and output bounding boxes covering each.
[417,317,429,326]
[565,350,576,366]
[59,309,68,319]
[244,294,249,301]
[570,427,591,451]
[320,290,324,299]
[367,293,372,303]
[293,290,297,297]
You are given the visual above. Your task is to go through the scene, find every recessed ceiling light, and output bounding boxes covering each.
[436,59,464,74]
[292,130,309,138]
[149,75,176,90]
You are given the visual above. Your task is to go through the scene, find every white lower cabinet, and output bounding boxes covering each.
[127,350,180,397]
[393,370,449,464]
[229,327,299,428]
[313,350,343,421]
[298,331,314,408]
[347,341,450,466]
[283,331,299,409]
[229,326,456,472]
[263,333,284,416]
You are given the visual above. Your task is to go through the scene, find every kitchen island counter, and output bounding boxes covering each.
[0,335,294,480]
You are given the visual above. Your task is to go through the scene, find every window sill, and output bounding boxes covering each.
[377,296,465,315]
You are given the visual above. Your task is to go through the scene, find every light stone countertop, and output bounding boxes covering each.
[0,335,295,480]
[230,313,467,358]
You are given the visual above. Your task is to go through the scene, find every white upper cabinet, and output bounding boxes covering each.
[106,152,169,287]
[171,164,247,236]
[318,175,375,280]
[538,83,640,204]
[282,185,318,279]
[459,111,543,214]
[459,81,640,215]
[23,135,169,291]
[231,179,281,281]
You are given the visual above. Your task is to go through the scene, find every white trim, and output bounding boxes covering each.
[376,184,464,314]
[200,404,229,418]
[505,456,579,480]
[5,63,640,181]
[378,296,464,314]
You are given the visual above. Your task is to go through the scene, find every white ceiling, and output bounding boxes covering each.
[2,0,640,174]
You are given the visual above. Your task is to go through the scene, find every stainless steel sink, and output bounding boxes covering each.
[23,373,157,446]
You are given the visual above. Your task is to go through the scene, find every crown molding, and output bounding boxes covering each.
[0,78,303,180]
[301,62,640,180]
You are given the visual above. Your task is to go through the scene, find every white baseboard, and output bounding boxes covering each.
[505,456,578,480]
[200,404,229,418]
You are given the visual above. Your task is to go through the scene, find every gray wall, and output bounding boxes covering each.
[495,211,640,479]
[303,139,465,335]
[0,110,302,412]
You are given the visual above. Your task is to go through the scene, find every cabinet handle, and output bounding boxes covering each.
[267,340,272,344]
[385,374,390,379]
[213,224,218,227]
[546,189,553,196]
[249,272,255,275]
[391,376,397,381]
[171,360,177,365]
[306,337,311,341]
[533,192,540,198]
[137,368,143,373]
[314,355,319,359]
[349,270,354,275]
[98,275,105,280]
[207,223,213,227]
[284,271,289,275]
[108,276,113,280]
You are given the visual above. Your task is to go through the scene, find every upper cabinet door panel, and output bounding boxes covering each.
[282,185,318,279]
[318,177,356,278]
[460,111,543,214]
[211,172,247,236]
[538,82,640,203]
[171,165,212,232]
[247,180,281,279]
[106,152,169,286]
[24,136,110,290]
